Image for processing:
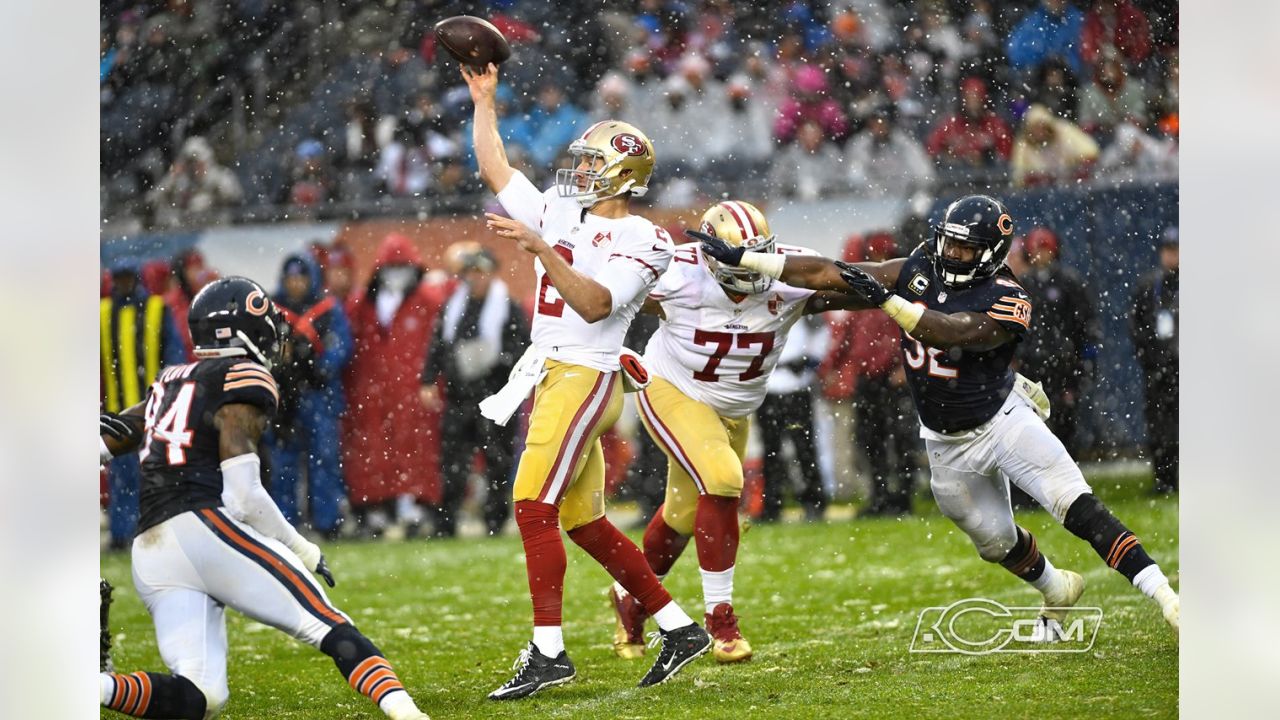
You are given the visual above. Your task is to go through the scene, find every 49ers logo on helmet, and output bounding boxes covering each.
[611,133,646,156]
[700,221,717,236]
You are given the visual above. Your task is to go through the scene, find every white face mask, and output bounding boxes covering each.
[380,266,417,292]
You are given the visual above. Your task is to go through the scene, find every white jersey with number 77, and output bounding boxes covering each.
[644,243,818,418]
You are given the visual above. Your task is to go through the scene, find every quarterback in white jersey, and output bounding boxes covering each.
[462,62,709,701]
[609,200,864,664]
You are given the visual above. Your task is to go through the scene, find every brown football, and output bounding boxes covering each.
[434,15,512,68]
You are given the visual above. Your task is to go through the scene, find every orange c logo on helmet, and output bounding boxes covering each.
[997,214,1014,236]
[245,290,270,316]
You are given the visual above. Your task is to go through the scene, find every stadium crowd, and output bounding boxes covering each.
[101,0,1178,229]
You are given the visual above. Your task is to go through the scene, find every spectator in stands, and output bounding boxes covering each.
[1078,52,1148,139]
[335,98,387,202]
[672,54,731,173]
[1006,0,1085,76]
[162,248,216,361]
[376,124,434,198]
[771,119,848,201]
[848,232,919,516]
[926,76,1013,170]
[100,259,186,549]
[846,104,935,197]
[286,139,336,208]
[1011,104,1100,187]
[1016,227,1101,457]
[589,72,632,124]
[521,81,589,173]
[714,78,774,173]
[419,246,528,537]
[147,136,243,228]
[773,64,850,146]
[269,253,354,539]
[1131,228,1179,493]
[344,233,448,537]
[758,315,830,523]
[1095,121,1178,183]
[1081,0,1152,69]
[1034,57,1080,123]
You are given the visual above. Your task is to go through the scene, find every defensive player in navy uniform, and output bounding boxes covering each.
[97,277,430,719]
[696,195,1179,636]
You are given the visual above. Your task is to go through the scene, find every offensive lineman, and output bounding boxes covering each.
[698,195,1180,635]
[462,62,711,699]
[610,200,863,662]
[97,277,430,720]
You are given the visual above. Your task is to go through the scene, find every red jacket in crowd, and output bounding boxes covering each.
[1081,0,1152,68]
[343,233,449,507]
[926,111,1013,164]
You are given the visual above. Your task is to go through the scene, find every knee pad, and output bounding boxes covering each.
[974,529,1018,564]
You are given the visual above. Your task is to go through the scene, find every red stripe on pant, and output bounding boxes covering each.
[637,389,705,492]
[537,373,609,504]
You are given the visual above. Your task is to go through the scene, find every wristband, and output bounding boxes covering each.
[881,295,924,334]
[739,251,786,279]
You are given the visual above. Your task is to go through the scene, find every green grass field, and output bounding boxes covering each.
[100,475,1177,719]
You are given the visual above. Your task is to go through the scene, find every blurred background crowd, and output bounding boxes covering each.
[101,0,1178,230]
[100,0,1179,545]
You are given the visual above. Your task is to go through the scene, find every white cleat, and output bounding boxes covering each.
[1154,584,1179,636]
[1040,570,1086,625]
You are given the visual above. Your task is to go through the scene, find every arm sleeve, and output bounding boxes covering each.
[600,236,674,314]
[219,453,318,567]
[984,283,1034,340]
[495,170,551,233]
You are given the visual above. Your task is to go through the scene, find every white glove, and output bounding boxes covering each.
[1013,373,1051,420]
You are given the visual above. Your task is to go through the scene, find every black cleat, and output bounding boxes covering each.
[100,578,115,673]
[637,623,711,687]
[488,643,576,700]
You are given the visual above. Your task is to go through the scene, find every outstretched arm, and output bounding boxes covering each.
[215,403,334,586]
[463,63,515,194]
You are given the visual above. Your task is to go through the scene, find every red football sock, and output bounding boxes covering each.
[642,505,690,576]
[568,516,673,615]
[695,494,740,573]
[514,500,565,626]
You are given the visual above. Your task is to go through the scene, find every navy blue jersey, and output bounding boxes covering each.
[894,246,1032,433]
[137,356,279,532]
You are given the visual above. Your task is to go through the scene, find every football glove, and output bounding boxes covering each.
[687,229,745,266]
[100,412,143,444]
[836,262,892,306]
[315,555,336,588]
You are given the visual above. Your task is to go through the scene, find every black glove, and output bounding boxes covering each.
[837,262,892,306]
[315,555,336,587]
[687,229,745,266]
[100,413,142,444]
